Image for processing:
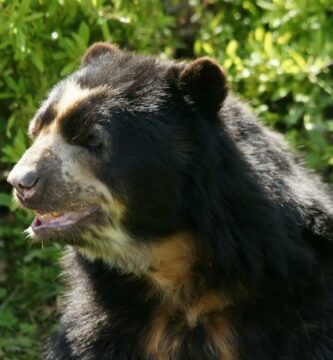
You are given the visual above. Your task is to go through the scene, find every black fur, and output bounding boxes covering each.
[18,45,333,359]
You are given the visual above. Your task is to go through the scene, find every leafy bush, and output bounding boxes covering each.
[192,0,333,178]
[0,0,332,358]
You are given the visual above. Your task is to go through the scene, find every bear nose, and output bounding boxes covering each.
[7,166,39,194]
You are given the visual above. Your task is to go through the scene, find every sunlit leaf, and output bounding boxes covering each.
[264,32,273,56]
[226,39,238,58]
[290,51,308,71]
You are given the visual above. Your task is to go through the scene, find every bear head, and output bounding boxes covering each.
[7,43,231,275]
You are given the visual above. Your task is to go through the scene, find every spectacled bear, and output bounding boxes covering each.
[7,42,333,359]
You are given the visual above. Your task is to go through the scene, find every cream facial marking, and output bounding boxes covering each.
[18,127,118,238]
[26,131,113,203]
[55,80,107,118]
[28,80,108,138]
[79,226,151,275]
[25,124,148,271]
[28,83,62,138]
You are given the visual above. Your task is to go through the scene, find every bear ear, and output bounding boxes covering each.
[81,42,119,66]
[178,57,228,113]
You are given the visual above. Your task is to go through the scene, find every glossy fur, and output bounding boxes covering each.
[10,44,333,359]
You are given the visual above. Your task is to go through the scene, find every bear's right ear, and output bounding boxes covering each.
[178,57,228,114]
[81,42,119,66]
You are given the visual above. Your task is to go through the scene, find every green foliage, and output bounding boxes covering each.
[192,0,333,178]
[0,0,332,358]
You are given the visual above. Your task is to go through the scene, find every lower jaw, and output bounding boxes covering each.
[28,207,103,240]
[30,222,75,236]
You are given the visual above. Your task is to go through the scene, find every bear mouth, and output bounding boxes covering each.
[31,206,98,234]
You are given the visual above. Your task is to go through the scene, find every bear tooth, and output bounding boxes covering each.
[51,212,62,217]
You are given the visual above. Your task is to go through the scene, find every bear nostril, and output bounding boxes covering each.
[18,171,39,189]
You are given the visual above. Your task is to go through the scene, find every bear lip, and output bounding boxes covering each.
[31,206,98,232]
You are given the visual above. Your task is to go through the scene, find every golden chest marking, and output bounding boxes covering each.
[145,293,236,360]
[144,232,237,360]
[147,232,196,304]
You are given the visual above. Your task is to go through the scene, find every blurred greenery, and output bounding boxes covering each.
[0,0,332,358]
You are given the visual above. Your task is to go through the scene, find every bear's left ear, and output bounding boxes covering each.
[178,57,228,113]
[81,42,119,66]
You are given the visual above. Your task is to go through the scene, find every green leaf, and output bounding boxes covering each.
[31,52,44,73]
[78,21,90,46]
[226,40,238,58]
[0,288,7,299]
[0,310,18,329]
[264,32,273,56]
[4,76,19,92]
[254,27,265,42]
[202,42,214,55]
[0,193,12,207]
[290,51,308,71]
[1,130,27,163]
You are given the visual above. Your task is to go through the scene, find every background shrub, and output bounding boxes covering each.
[0,0,332,358]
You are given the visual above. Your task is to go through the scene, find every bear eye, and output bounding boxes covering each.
[86,133,103,152]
